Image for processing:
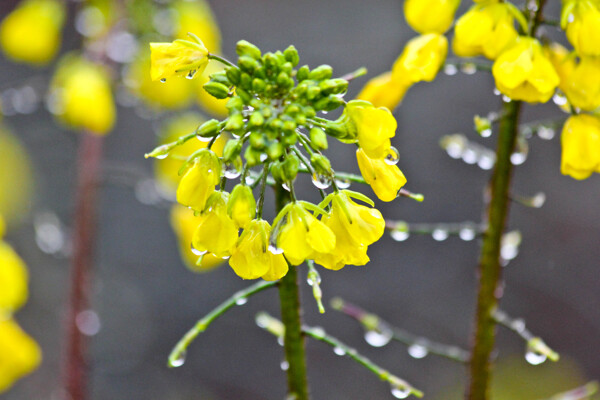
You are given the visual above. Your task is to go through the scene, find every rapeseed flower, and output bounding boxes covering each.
[176,149,221,211]
[404,0,460,34]
[191,191,238,259]
[150,38,209,82]
[0,241,28,313]
[392,33,448,84]
[356,148,407,202]
[560,114,600,180]
[564,57,600,111]
[356,71,410,110]
[227,184,256,229]
[561,0,600,56]
[0,318,42,394]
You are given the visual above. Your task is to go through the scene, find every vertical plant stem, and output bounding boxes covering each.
[467,99,521,400]
[62,133,103,400]
[275,185,310,400]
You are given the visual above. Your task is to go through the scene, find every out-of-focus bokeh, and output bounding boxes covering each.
[0,0,599,399]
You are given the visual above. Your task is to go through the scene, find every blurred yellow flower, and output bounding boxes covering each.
[176,149,221,211]
[229,219,288,281]
[50,55,116,135]
[313,191,384,271]
[562,0,600,56]
[0,318,41,394]
[170,204,224,272]
[392,33,448,84]
[227,184,256,229]
[492,37,559,103]
[0,127,33,227]
[453,2,522,60]
[192,192,238,259]
[154,113,226,193]
[276,203,336,266]
[564,57,600,111]
[0,241,28,313]
[173,0,221,52]
[544,43,576,93]
[356,148,407,202]
[404,0,460,34]
[150,39,209,82]
[560,114,600,180]
[356,71,410,111]
[0,0,65,65]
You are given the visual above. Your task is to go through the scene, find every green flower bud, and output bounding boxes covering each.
[252,78,266,92]
[286,105,300,115]
[295,114,307,126]
[264,52,279,71]
[307,85,321,100]
[267,141,284,160]
[227,184,256,228]
[249,131,267,149]
[225,113,244,131]
[203,81,230,99]
[270,161,284,182]
[284,45,299,66]
[223,139,242,162]
[236,40,262,59]
[236,88,253,103]
[282,120,297,133]
[277,71,290,86]
[145,144,172,159]
[261,107,272,118]
[310,154,332,176]
[309,65,333,80]
[303,106,316,118]
[281,62,293,75]
[240,73,252,90]
[244,146,262,167]
[309,127,328,150]
[297,65,310,81]
[322,95,345,111]
[226,66,241,85]
[226,96,244,112]
[281,154,300,181]
[269,118,283,130]
[319,78,348,95]
[249,111,265,127]
[238,55,260,73]
[209,71,230,85]
[196,119,221,138]
[281,131,297,146]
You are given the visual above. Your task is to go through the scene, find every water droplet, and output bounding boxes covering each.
[364,329,392,348]
[432,228,449,241]
[282,183,291,192]
[460,63,477,75]
[135,179,162,205]
[223,160,242,179]
[552,93,568,107]
[34,212,66,255]
[391,386,411,399]
[235,297,248,306]
[306,274,321,286]
[502,95,511,103]
[477,154,495,170]
[171,350,187,367]
[334,178,351,189]
[407,344,428,359]
[530,192,546,208]
[196,133,213,142]
[256,314,269,328]
[160,78,167,83]
[512,318,526,333]
[311,173,332,190]
[384,146,400,165]
[268,243,284,255]
[280,360,289,371]
[390,228,409,242]
[311,327,326,340]
[525,349,547,365]
[459,225,477,241]
[186,70,197,80]
[536,126,555,140]
[191,244,207,256]
[568,13,575,23]
[444,64,458,76]
[277,336,285,346]
[76,310,101,336]
[510,152,527,165]
[493,88,501,96]
[500,231,521,261]
[480,128,492,138]
[245,176,256,185]
[462,148,478,164]
[333,346,346,356]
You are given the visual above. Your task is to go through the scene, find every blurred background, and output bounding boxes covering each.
[1,0,599,399]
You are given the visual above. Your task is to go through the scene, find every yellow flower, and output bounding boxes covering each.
[275,203,336,266]
[392,33,448,84]
[50,55,115,135]
[0,0,65,65]
[229,219,288,280]
[227,184,256,229]
[492,37,560,103]
[356,148,407,202]
[192,191,238,259]
[0,318,41,394]
[150,38,209,82]
[176,149,221,211]
[404,0,460,34]
[170,204,224,272]
[544,43,576,93]
[562,0,600,56]
[560,114,600,180]
[154,113,227,193]
[453,2,522,60]
[313,191,385,271]
[0,241,28,313]
[564,57,600,111]
[173,0,221,52]
[356,71,411,111]
[0,127,33,226]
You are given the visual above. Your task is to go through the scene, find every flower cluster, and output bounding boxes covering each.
[0,216,41,394]
[147,37,405,280]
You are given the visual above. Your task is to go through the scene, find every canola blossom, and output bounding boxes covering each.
[560,114,600,180]
[150,36,209,82]
[404,0,460,34]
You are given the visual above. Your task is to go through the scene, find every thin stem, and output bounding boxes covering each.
[255,312,423,398]
[62,133,103,400]
[340,66,368,82]
[306,260,325,314]
[256,163,270,219]
[167,280,277,367]
[275,185,310,400]
[543,381,599,400]
[208,53,236,68]
[331,298,470,364]
[492,309,559,362]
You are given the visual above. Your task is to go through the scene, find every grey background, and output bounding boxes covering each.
[1,0,599,399]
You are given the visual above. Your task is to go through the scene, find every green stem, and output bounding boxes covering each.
[275,185,310,400]
[208,53,236,68]
[467,99,522,400]
[256,163,270,219]
[167,280,277,367]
